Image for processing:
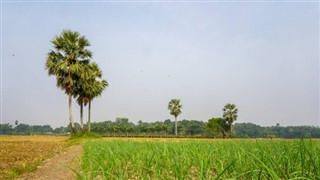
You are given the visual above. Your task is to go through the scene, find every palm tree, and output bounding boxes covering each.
[222,103,238,137]
[87,78,108,132]
[73,61,93,132]
[73,62,108,132]
[168,99,182,136]
[45,30,92,134]
[73,80,89,132]
[84,63,108,132]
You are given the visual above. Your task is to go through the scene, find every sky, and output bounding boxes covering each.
[1,1,319,128]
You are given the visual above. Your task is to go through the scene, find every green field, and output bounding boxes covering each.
[77,139,320,179]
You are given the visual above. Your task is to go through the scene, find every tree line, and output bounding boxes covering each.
[1,120,319,138]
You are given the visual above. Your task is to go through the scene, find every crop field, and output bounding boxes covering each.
[79,139,320,179]
[0,136,68,179]
[1,137,319,179]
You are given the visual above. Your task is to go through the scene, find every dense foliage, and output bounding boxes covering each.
[1,120,320,138]
[234,123,320,138]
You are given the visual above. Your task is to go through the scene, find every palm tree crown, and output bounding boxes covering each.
[46,30,92,94]
[168,99,182,118]
[223,103,238,125]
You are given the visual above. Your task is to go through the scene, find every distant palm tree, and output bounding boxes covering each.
[168,99,182,136]
[46,30,92,133]
[222,103,238,137]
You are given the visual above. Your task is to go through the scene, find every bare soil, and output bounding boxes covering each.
[17,145,82,180]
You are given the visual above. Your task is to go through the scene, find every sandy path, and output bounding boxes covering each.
[17,145,83,180]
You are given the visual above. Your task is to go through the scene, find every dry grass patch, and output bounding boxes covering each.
[0,136,68,179]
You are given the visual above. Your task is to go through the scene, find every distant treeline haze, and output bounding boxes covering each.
[1,118,320,138]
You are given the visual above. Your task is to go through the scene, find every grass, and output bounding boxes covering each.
[78,139,320,179]
[1,136,319,179]
[0,135,68,179]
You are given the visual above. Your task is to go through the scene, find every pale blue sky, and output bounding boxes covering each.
[1,2,319,128]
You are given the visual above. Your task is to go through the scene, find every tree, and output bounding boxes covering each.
[53,126,67,134]
[73,61,94,131]
[168,99,182,136]
[73,61,108,132]
[185,120,206,135]
[46,30,92,134]
[233,123,263,138]
[14,124,31,135]
[207,117,229,138]
[75,94,88,132]
[87,79,108,132]
[223,103,238,137]
[0,124,14,135]
[81,63,108,132]
[162,124,169,137]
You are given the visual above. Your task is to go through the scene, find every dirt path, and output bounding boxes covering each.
[17,145,83,180]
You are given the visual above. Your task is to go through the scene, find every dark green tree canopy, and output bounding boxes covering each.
[207,117,229,137]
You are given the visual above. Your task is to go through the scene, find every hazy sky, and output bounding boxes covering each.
[1,1,319,128]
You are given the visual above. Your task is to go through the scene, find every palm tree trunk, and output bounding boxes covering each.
[80,101,84,132]
[87,100,91,132]
[68,93,76,134]
[175,116,178,136]
[229,121,232,138]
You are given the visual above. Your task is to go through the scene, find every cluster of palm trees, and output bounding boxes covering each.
[45,30,108,133]
[168,99,238,137]
[45,30,238,136]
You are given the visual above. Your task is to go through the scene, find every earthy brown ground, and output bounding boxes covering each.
[16,144,82,180]
[0,136,68,179]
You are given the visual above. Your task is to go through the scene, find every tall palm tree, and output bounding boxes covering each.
[82,62,108,132]
[73,80,89,132]
[73,61,93,132]
[45,30,92,134]
[168,99,182,136]
[222,103,238,137]
[74,62,108,132]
